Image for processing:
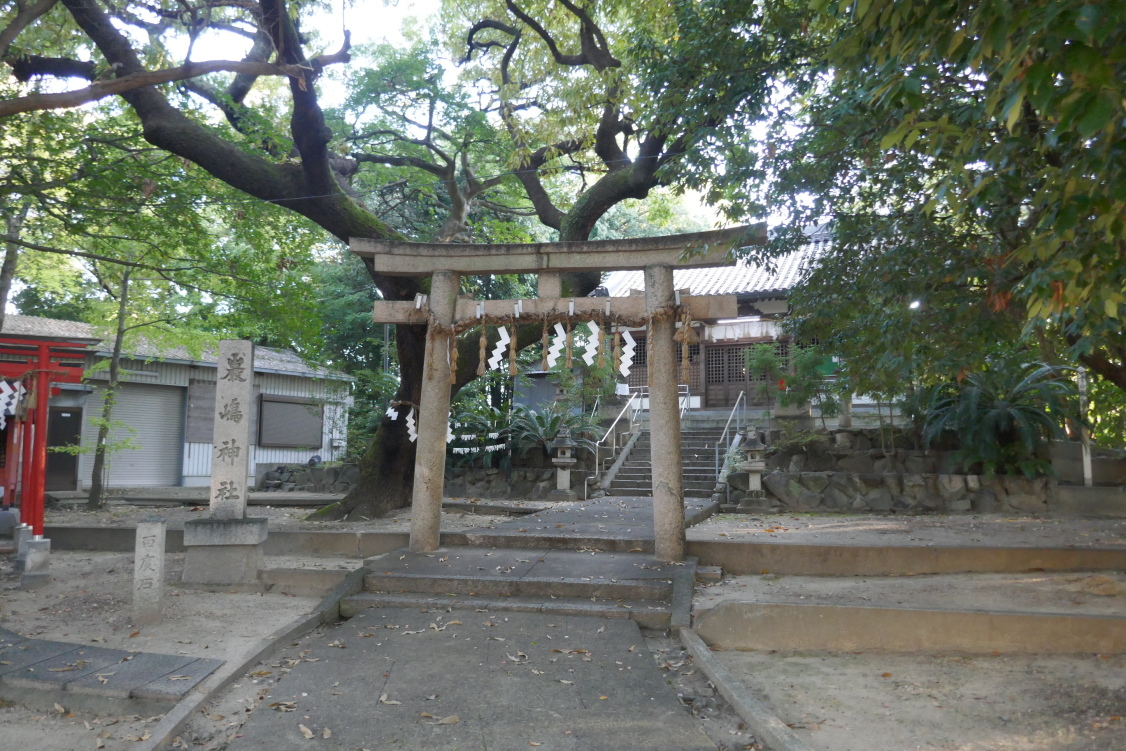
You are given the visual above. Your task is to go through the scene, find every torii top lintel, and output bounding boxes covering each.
[350,224,766,277]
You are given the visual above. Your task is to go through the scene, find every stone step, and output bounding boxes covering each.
[607,487,712,498]
[608,482,715,494]
[363,571,671,601]
[614,472,715,482]
[619,457,715,466]
[339,592,671,629]
[696,565,724,583]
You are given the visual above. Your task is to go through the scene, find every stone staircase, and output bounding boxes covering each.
[607,428,725,498]
[340,547,696,630]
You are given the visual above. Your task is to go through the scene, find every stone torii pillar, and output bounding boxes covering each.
[352,227,764,560]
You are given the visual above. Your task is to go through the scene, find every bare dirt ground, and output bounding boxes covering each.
[6,507,1124,750]
[689,513,1126,548]
[45,503,512,533]
[0,550,320,751]
[696,571,1126,617]
[715,649,1126,751]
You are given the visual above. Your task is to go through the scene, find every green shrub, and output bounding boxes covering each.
[922,361,1075,476]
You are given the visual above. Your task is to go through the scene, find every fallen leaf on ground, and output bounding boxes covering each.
[322,728,332,739]
[379,694,402,705]
[428,715,459,725]
[298,723,314,739]
[54,703,66,714]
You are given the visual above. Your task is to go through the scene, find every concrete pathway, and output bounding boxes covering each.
[228,607,714,751]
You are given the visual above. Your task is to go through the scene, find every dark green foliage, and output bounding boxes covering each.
[12,285,93,321]
[507,403,599,458]
[922,361,1077,477]
[448,403,509,469]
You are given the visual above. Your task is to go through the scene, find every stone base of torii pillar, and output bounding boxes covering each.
[352,226,765,562]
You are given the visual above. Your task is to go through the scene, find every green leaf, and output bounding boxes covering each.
[1076,94,1116,138]
[1002,90,1025,132]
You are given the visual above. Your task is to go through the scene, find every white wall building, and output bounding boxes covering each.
[0,315,351,491]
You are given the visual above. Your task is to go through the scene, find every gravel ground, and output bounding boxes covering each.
[688,513,1126,548]
[695,571,1126,617]
[0,550,319,751]
[715,649,1126,751]
[45,503,513,533]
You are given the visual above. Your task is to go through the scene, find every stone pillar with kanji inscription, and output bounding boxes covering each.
[133,516,165,624]
[182,340,268,587]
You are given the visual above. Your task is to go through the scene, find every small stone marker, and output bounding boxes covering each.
[211,339,253,520]
[133,516,165,625]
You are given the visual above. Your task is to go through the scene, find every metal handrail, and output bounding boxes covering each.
[678,384,691,418]
[714,391,748,482]
[589,390,645,496]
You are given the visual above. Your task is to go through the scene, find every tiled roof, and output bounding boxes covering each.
[601,240,823,299]
[0,313,101,342]
[0,314,347,380]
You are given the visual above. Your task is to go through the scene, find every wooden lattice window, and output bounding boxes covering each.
[705,347,726,384]
[633,336,648,367]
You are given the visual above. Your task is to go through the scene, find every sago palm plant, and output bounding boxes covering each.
[922,362,1076,476]
[507,403,599,457]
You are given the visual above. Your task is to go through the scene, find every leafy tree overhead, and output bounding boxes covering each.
[784,1,1125,394]
[3,0,793,520]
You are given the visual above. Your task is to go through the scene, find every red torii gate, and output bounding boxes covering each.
[1,334,92,536]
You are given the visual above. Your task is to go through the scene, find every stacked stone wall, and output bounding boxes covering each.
[730,470,1055,514]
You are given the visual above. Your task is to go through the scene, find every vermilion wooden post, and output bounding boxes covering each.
[26,345,51,536]
[19,401,33,521]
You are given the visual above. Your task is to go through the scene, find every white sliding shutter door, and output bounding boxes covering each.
[82,383,184,487]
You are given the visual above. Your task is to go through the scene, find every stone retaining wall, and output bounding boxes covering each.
[769,430,1126,484]
[731,470,1056,515]
[444,467,594,500]
[256,463,361,493]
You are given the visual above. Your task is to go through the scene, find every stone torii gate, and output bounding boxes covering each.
[351,226,764,561]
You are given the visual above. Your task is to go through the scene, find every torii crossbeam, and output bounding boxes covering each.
[351,225,765,560]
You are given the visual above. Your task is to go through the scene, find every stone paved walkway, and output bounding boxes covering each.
[228,607,714,751]
[0,625,222,706]
[450,496,717,550]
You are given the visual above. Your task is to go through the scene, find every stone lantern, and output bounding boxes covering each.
[548,425,579,502]
[738,428,767,503]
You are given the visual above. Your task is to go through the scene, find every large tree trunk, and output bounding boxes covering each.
[314,323,426,520]
[0,203,29,331]
[87,270,130,509]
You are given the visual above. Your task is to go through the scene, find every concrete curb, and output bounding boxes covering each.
[670,559,696,632]
[136,565,369,751]
[679,628,812,751]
